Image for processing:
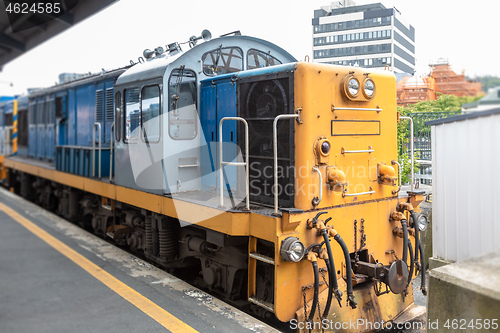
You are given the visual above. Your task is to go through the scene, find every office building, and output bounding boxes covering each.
[312,1,415,74]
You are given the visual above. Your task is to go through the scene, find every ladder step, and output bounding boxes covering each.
[221,161,246,166]
[249,252,275,265]
[248,297,274,313]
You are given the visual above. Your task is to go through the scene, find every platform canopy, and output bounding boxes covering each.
[0,0,118,70]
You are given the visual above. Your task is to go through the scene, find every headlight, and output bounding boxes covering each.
[416,213,429,231]
[347,77,359,97]
[280,237,305,262]
[363,78,375,99]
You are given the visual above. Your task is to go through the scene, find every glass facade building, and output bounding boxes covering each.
[312,2,415,74]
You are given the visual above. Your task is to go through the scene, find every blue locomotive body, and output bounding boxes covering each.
[23,71,125,177]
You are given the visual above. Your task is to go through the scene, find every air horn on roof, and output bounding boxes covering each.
[138,29,212,63]
[188,29,212,48]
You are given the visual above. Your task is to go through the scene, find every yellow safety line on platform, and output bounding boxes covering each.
[0,202,198,333]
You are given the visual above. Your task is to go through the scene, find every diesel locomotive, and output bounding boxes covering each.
[0,30,427,332]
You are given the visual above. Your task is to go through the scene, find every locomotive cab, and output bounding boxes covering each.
[112,33,296,196]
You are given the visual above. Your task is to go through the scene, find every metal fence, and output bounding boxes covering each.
[403,111,461,185]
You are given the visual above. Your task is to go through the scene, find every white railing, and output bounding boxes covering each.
[273,114,299,215]
[219,117,249,210]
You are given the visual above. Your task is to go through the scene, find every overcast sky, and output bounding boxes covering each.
[0,0,495,95]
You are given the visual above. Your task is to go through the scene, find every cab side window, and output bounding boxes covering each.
[124,88,140,142]
[247,49,282,69]
[114,92,121,142]
[141,85,160,143]
[202,47,243,76]
[168,68,197,140]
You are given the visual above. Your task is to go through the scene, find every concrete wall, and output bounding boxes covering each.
[427,251,500,332]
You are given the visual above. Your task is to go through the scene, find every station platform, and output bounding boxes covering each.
[0,187,278,333]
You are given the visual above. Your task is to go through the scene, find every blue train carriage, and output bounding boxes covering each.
[0,95,28,156]
[26,68,127,178]
[1,96,25,183]
[113,31,296,195]
[0,98,11,183]
[0,97,11,157]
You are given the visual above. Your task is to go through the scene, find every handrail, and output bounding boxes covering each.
[399,116,414,190]
[332,106,382,112]
[109,122,114,182]
[92,122,102,178]
[312,167,322,207]
[273,114,299,215]
[341,147,374,154]
[219,117,249,211]
[342,190,375,197]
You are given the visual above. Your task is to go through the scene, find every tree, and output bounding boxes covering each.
[397,94,481,184]
[468,75,500,93]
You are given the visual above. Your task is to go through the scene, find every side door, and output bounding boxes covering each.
[114,79,165,194]
[28,100,37,157]
[164,67,201,194]
[45,96,55,161]
[199,77,238,194]
[36,98,46,159]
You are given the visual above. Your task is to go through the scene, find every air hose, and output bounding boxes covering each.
[410,210,420,264]
[401,219,409,264]
[322,258,334,317]
[410,210,427,294]
[334,234,357,309]
[419,241,427,295]
[309,260,320,321]
[321,228,341,317]
[407,240,414,285]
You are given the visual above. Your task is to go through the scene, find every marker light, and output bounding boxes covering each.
[280,237,305,262]
[321,141,331,155]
